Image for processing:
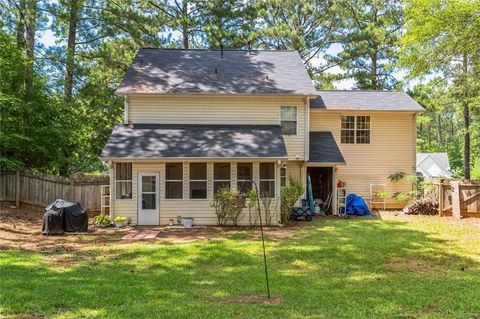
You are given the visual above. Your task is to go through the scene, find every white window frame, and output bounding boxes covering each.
[115,163,132,200]
[341,115,370,144]
[213,162,231,193]
[280,106,298,135]
[189,163,207,199]
[165,162,183,199]
[280,166,287,189]
[259,163,276,198]
[237,162,253,193]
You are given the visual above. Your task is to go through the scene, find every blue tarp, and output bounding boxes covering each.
[346,194,372,216]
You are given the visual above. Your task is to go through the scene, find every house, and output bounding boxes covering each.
[100,48,424,225]
[416,152,452,179]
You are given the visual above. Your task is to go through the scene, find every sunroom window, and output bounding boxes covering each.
[214,163,231,193]
[260,163,275,198]
[115,163,132,199]
[166,163,183,199]
[237,163,253,193]
[190,163,207,199]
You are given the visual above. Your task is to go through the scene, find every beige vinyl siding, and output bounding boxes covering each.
[112,160,292,225]
[127,95,306,160]
[310,110,416,208]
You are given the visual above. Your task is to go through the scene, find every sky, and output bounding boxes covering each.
[37,29,419,90]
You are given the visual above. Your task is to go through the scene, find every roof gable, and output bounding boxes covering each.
[116,49,317,96]
[310,90,424,112]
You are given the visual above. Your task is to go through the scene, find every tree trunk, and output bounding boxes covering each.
[182,0,189,49]
[16,0,26,49]
[436,113,442,150]
[64,0,80,102]
[462,53,470,179]
[371,52,379,90]
[24,0,36,99]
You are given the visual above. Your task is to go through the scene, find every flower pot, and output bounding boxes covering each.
[181,217,193,228]
[115,222,125,228]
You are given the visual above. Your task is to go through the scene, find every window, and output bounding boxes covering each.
[260,163,275,198]
[281,106,297,135]
[237,163,253,193]
[115,163,132,199]
[356,116,370,144]
[341,116,370,144]
[189,163,207,199]
[165,163,183,199]
[214,163,231,193]
[280,166,287,188]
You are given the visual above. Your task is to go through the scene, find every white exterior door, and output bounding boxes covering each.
[137,173,159,225]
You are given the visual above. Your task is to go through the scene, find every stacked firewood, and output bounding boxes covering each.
[403,197,438,215]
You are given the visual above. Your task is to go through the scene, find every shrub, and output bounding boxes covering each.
[94,214,111,227]
[211,188,244,226]
[114,216,127,223]
[280,179,305,225]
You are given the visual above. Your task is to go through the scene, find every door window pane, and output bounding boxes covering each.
[142,176,156,193]
[142,194,156,209]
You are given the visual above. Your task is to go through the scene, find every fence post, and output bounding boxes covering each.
[438,179,444,216]
[451,181,461,219]
[70,179,75,202]
[15,170,20,208]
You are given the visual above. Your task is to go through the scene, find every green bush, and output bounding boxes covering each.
[280,179,305,225]
[94,214,111,227]
[114,216,128,223]
[211,188,244,226]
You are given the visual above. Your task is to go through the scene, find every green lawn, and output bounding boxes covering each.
[1,214,480,318]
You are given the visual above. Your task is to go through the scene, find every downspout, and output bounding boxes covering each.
[412,113,417,192]
[124,95,129,124]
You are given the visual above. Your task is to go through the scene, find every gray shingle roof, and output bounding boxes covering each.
[310,90,425,112]
[100,124,288,159]
[309,132,345,164]
[116,48,317,95]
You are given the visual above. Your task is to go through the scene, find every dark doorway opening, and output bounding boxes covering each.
[307,167,333,203]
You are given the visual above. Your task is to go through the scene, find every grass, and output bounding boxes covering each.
[1,214,480,318]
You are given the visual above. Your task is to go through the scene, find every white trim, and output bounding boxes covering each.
[123,95,129,124]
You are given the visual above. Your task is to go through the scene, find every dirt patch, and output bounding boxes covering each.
[0,207,305,251]
[219,295,282,305]
[387,256,448,275]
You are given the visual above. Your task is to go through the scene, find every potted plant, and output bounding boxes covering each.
[114,216,128,228]
[94,214,111,228]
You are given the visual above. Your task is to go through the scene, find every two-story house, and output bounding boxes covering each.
[100,48,424,225]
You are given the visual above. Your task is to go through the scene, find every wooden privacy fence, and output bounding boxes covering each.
[437,179,480,219]
[0,170,109,212]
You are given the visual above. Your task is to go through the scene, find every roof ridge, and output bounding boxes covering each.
[139,47,297,52]
[317,89,406,93]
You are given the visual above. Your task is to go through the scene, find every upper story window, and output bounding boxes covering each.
[166,163,183,199]
[115,163,132,199]
[281,106,297,135]
[190,163,207,199]
[341,116,370,144]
